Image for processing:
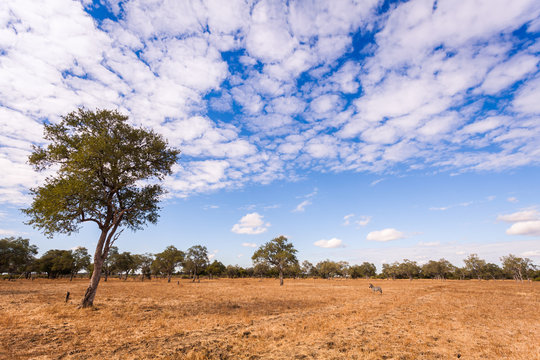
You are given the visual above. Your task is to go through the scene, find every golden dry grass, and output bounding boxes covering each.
[0,278,538,359]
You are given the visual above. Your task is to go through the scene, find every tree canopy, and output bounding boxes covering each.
[23,108,179,307]
[252,236,298,286]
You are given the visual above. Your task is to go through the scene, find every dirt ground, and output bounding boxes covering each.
[0,278,538,359]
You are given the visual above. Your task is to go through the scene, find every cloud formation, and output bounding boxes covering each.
[231,212,269,235]
[366,228,406,242]
[314,238,344,248]
[1,0,540,205]
[498,208,540,236]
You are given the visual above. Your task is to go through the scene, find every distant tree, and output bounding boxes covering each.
[253,262,271,279]
[300,260,315,278]
[382,262,400,280]
[136,253,154,281]
[102,246,119,282]
[185,245,209,282]
[398,259,421,280]
[38,249,73,278]
[422,259,455,280]
[113,252,136,280]
[464,254,486,280]
[359,262,377,279]
[71,247,91,281]
[252,236,298,286]
[0,237,38,277]
[316,260,341,279]
[501,254,535,282]
[153,246,185,283]
[22,108,179,307]
[207,260,226,279]
[350,262,377,279]
[481,263,504,280]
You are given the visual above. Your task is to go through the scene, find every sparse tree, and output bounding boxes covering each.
[207,260,226,279]
[422,259,455,280]
[382,262,400,280]
[71,247,91,281]
[113,251,136,280]
[153,246,185,283]
[0,237,38,278]
[102,246,119,282]
[501,254,535,282]
[23,108,179,307]
[136,253,154,281]
[300,260,315,278]
[398,259,421,280]
[184,245,209,282]
[464,254,486,280]
[252,236,298,286]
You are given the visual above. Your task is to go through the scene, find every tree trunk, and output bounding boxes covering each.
[168,274,171,283]
[279,268,284,286]
[81,257,104,308]
[70,272,74,281]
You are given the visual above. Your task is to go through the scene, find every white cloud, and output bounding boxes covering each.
[231,212,269,235]
[497,209,540,223]
[343,214,354,226]
[366,228,406,242]
[242,242,257,248]
[506,221,540,237]
[292,200,311,213]
[355,216,372,227]
[507,197,519,203]
[314,238,344,248]
[1,0,540,208]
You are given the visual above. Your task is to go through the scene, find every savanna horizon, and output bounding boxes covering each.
[1,277,538,359]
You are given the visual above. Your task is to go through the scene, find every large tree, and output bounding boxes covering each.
[23,108,179,307]
[252,235,298,286]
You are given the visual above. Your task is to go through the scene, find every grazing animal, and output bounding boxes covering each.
[369,283,382,294]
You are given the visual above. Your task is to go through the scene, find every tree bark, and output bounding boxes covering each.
[279,268,284,286]
[81,256,104,308]
[167,274,171,283]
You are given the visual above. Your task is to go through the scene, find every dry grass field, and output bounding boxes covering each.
[0,278,538,359]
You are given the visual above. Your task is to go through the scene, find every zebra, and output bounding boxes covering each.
[369,283,382,294]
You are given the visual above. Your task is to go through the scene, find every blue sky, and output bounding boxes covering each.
[1,0,539,269]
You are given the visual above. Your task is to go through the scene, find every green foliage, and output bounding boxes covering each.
[23,108,179,238]
[37,249,73,278]
[252,236,298,269]
[350,262,377,279]
[153,245,185,278]
[0,237,38,275]
[464,254,487,279]
[422,259,455,279]
[207,260,226,277]
[501,254,535,281]
[252,236,298,285]
[398,259,421,280]
[316,260,343,279]
[185,245,209,279]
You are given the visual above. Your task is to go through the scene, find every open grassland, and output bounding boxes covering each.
[0,278,538,359]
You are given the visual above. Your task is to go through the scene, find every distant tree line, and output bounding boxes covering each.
[1,236,538,282]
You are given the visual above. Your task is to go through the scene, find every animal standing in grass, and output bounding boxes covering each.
[369,283,382,294]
